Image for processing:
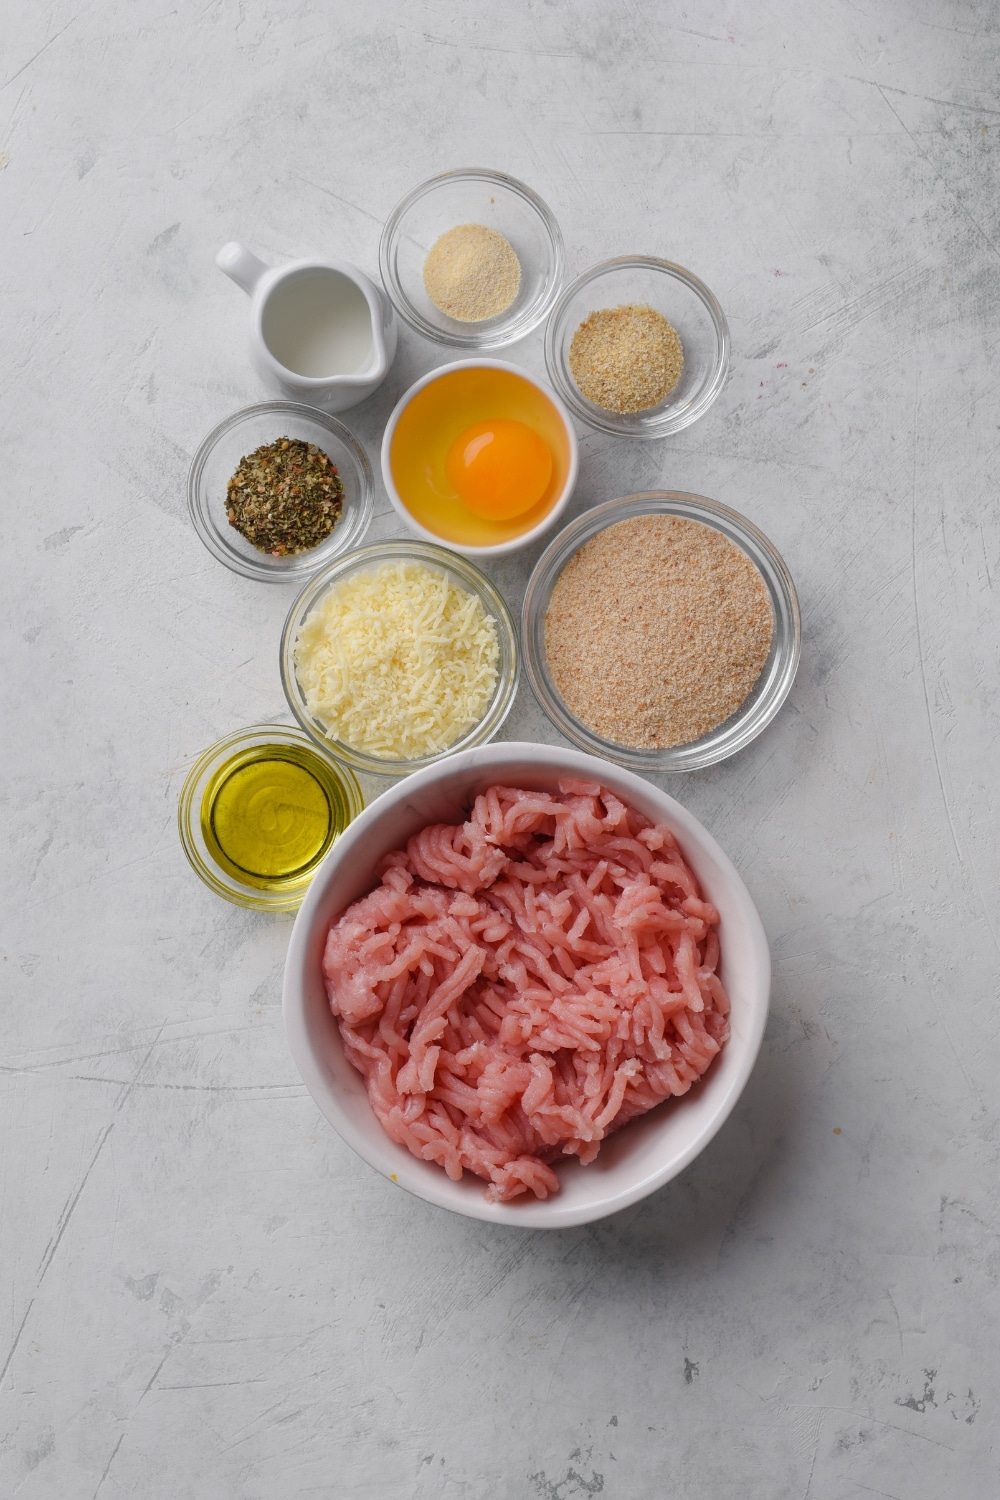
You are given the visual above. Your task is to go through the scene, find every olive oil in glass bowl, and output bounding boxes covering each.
[178,724,363,911]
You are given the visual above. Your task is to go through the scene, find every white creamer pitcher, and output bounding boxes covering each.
[216,242,397,413]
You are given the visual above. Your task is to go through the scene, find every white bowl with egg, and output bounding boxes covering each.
[380,358,579,559]
[282,742,771,1229]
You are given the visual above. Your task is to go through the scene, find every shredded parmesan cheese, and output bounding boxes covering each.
[293,560,500,760]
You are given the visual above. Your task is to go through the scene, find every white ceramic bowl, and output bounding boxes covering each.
[283,743,770,1229]
[380,359,579,559]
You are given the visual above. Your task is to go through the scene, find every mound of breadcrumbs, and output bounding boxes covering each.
[568,304,683,414]
[544,514,774,749]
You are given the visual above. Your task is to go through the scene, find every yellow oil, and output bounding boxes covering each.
[200,744,350,892]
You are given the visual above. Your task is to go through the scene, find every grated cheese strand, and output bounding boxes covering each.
[294,560,500,760]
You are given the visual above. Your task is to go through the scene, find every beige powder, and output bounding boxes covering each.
[544,515,774,749]
[568,304,683,414]
[423,223,521,322]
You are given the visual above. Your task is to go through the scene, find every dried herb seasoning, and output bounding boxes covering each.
[226,437,345,556]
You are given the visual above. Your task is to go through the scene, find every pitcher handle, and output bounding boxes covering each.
[216,242,268,296]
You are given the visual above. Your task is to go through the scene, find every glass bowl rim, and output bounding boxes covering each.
[543,255,731,438]
[280,537,521,776]
[378,167,566,349]
[521,491,800,771]
[187,399,375,583]
[177,721,365,911]
[379,356,580,558]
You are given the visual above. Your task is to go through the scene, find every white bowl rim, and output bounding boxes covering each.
[282,741,771,1229]
[379,358,580,559]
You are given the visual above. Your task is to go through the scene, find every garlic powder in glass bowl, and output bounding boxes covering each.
[379,169,564,350]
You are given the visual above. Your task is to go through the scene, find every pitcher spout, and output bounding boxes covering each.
[355,276,398,386]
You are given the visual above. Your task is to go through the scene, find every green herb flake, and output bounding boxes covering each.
[225,437,345,556]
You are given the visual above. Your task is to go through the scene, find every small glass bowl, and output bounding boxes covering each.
[379,169,564,349]
[177,724,364,911]
[280,539,520,777]
[188,401,374,583]
[522,493,800,772]
[544,257,730,439]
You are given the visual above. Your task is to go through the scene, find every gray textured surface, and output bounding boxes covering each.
[3,3,999,1496]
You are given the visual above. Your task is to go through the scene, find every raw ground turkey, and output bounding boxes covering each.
[323,781,730,1202]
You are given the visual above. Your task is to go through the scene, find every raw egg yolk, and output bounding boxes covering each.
[445,419,553,520]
